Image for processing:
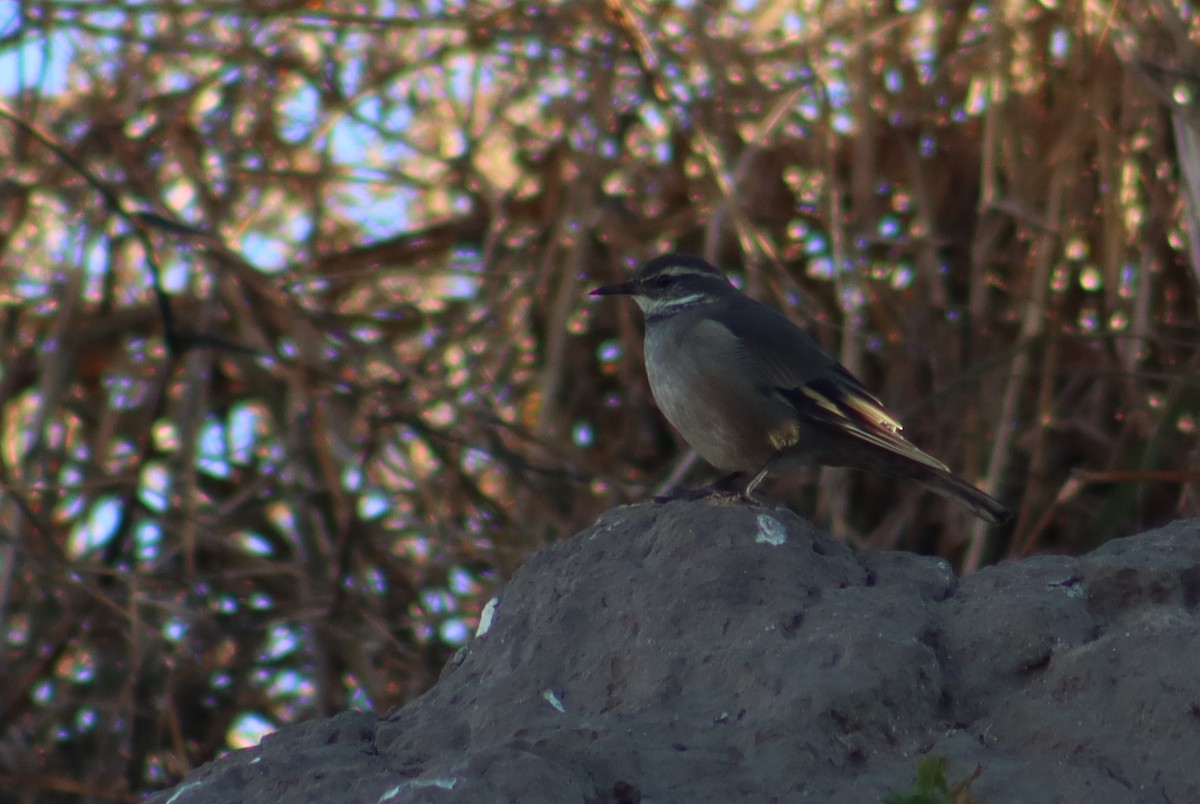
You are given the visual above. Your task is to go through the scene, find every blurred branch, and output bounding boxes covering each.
[0,102,252,359]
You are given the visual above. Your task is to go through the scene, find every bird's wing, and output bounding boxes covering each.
[720,299,950,472]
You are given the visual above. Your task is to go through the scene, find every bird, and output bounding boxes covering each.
[590,253,1010,524]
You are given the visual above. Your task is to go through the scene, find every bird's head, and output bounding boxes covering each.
[590,253,736,317]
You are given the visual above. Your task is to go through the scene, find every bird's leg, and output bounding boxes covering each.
[655,468,772,504]
[739,464,772,501]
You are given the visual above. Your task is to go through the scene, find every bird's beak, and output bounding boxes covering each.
[590,280,637,297]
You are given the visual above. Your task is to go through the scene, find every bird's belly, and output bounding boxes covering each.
[644,335,780,471]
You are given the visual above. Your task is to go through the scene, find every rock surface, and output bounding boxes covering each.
[149,503,1200,804]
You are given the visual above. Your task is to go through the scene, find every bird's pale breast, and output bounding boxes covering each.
[643,314,793,470]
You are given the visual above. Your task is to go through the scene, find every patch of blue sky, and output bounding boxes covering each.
[573,421,594,447]
[236,531,274,557]
[239,230,292,274]
[136,520,161,563]
[416,0,455,14]
[263,624,300,661]
[55,464,86,521]
[81,237,109,294]
[278,81,322,145]
[247,592,273,610]
[824,75,851,109]
[804,232,828,256]
[443,271,481,300]
[336,182,418,242]
[884,67,903,94]
[919,132,937,158]
[155,61,209,94]
[196,418,231,478]
[795,91,822,122]
[891,262,916,290]
[159,254,191,293]
[333,32,368,97]
[67,496,122,557]
[446,51,492,111]
[597,339,622,364]
[85,5,142,35]
[266,502,296,538]
[781,11,804,36]
[214,595,237,614]
[440,618,469,645]
[14,271,51,302]
[541,66,572,100]
[32,679,54,705]
[358,492,390,520]
[448,567,476,596]
[0,24,72,97]
[227,712,275,749]
[334,104,417,165]
[877,215,903,239]
[522,37,544,58]
[227,402,263,465]
[1050,26,1070,63]
[103,374,140,410]
[75,708,98,732]
[420,588,455,615]
[138,462,170,513]
[267,669,315,701]
[61,27,127,86]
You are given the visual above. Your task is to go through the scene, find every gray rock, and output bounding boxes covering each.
[148,504,1200,804]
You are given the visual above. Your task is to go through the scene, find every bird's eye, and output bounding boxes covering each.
[653,275,674,288]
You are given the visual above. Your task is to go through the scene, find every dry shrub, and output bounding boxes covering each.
[0,1,1196,798]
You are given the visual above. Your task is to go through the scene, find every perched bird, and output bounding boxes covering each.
[591,253,1010,524]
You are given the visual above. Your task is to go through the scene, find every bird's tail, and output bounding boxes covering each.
[919,467,1011,524]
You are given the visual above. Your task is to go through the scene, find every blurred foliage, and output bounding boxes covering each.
[0,0,1198,799]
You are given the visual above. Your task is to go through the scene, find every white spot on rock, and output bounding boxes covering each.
[378,778,458,801]
[164,781,205,804]
[542,688,566,713]
[755,514,787,545]
[476,597,499,637]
